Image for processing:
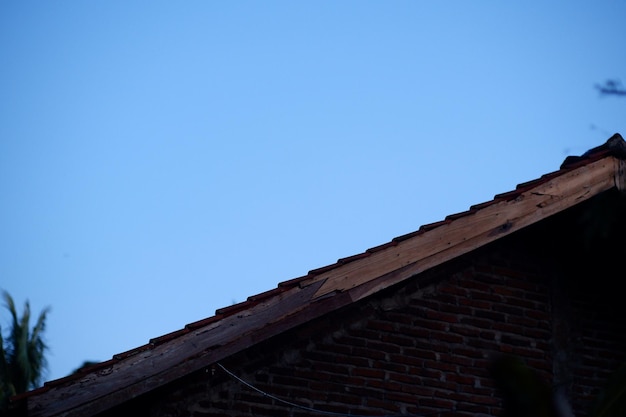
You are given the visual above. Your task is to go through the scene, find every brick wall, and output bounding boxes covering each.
[100,231,626,417]
[113,239,565,417]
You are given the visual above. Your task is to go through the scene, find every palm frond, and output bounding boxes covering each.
[0,291,50,397]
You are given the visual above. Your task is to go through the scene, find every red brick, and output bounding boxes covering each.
[425,310,459,323]
[352,368,385,379]
[459,298,492,309]
[449,324,480,337]
[474,310,506,322]
[424,360,457,372]
[380,333,415,347]
[440,284,468,296]
[430,330,464,344]
[419,398,456,409]
[413,318,448,331]
[470,290,502,302]
[439,353,473,366]
[445,373,475,385]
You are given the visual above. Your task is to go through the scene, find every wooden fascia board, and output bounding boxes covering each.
[307,156,621,300]
[24,156,624,417]
[26,279,338,417]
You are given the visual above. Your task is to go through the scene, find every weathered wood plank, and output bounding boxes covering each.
[27,280,331,417]
[24,156,621,417]
[311,157,618,298]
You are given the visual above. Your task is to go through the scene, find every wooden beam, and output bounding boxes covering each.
[23,155,622,417]
[26,280,337,417]
[309,157,619,299]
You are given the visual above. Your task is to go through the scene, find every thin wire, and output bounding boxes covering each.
[217,363,447,417]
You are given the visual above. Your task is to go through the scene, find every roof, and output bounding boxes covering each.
[16,133,626,417]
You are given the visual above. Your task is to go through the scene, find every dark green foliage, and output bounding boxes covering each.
[71,360,99,375]
[490,355,558,417]
[492,355,626,417]
[0,291,50,411]
[589,361,626,417]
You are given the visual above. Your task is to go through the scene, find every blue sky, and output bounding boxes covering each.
[1,2,625,382]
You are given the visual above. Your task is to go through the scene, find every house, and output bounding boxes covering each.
[12,134,626,417]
